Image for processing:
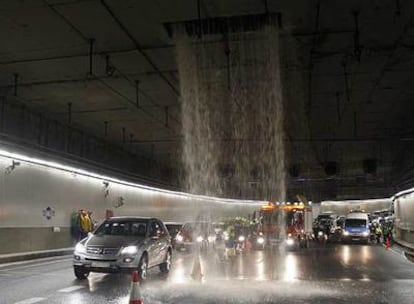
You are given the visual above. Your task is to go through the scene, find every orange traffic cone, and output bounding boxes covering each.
[385,237,391,250]
[129,271,143,304]
[191,254,203,282]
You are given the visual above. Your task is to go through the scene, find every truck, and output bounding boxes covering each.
[256,202,313,249]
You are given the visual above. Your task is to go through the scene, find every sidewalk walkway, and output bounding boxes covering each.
[0,248,73,264]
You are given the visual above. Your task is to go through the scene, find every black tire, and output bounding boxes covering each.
[74,266,89,280]
[159,250,172,273]
[138,254,148,281]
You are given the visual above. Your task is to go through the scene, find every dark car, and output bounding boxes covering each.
[175,221,214,251]
[164,222,183,249]
[73,216,172,280]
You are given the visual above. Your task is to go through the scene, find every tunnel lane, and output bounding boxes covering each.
[1,244,414,304]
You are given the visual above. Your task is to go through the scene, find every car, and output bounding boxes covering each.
[164,221,183,249]
[175,221,214,251]
[73,216,172,280]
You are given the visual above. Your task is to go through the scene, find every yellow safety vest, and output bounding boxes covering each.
[80,215,92,232]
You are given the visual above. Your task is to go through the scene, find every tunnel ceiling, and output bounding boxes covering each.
[1,0,414,201]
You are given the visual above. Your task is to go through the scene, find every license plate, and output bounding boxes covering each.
[91,261,110,268]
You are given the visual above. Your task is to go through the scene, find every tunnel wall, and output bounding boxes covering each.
[320,199,392,216]
[0,149,261,254]
[393,190,414,245]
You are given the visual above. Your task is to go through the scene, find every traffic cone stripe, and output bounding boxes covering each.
[132,270,140,282]
[129,271,143,304]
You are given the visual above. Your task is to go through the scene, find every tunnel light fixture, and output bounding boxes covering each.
[4,159,20,175]
[0,147,264,206]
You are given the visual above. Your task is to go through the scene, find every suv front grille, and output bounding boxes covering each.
[86,246,119,255]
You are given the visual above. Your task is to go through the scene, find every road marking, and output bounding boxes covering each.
[58,285,85,293]
[13,297,46,304]
[0,258,72,272]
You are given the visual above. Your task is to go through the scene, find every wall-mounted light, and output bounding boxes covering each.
[102,181,110,198]
[5,160,20,175]
[114,196,124,208]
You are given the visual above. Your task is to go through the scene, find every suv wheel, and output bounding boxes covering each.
[159,250,172,273]
[138,254,148,280]
[74,266,89,280]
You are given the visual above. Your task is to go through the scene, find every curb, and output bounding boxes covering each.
[404,251,414,263]
[0,248,74,264]
[393,239,414,263]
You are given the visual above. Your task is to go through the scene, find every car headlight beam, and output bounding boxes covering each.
[75,243,86,254]
[286,239,295,246]
[121,246,138,255]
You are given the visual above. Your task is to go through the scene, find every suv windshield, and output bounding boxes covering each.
[94,220,148,237]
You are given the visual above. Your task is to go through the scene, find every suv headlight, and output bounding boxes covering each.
[343,231,350,236]
[238,235,245,242]
[121,246,138,255]
[362,230,370,237]
[75,243,86,254]
[196,236,203,242]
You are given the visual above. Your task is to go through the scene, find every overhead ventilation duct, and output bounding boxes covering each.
[324,161,339,176]
[363,158,377,174]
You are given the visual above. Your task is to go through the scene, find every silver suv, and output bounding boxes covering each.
[73,216,172,280]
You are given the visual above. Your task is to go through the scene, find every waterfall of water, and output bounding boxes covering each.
[176,22,286,203]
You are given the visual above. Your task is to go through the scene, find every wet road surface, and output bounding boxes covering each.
[1,243,414,303]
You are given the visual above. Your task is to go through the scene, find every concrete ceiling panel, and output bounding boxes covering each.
[2,0,414,199]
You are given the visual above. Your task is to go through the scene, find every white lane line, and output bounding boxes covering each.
[13,297,46,304]
[0,258,72,272]
[58,285,85,293]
